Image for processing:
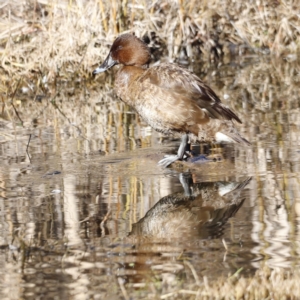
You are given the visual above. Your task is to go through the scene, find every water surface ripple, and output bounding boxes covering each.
[0,58,300,299]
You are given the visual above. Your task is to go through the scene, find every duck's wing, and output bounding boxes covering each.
[144,64,242,124]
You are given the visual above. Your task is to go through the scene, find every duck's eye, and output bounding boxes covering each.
[117,45,123,51]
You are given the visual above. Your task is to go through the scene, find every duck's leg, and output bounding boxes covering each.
[179,173,193,196]
[158,134,189,167]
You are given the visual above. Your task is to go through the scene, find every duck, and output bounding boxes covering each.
[93,33,250,167]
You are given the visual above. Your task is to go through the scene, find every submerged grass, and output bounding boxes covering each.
[0,0,300,85]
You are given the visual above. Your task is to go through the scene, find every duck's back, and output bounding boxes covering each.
[115,63,247,143]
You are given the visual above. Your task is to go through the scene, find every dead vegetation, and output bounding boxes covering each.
[125,266,300,299]
[0,0,299,85]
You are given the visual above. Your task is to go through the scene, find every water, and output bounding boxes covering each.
[0,57,300,299]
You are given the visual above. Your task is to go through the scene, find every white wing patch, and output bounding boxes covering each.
[215,132,234,143]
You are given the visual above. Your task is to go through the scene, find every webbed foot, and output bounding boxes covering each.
[158,133,189,168]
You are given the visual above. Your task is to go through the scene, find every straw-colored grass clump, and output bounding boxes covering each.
[111,266,300,299]
[0,0,299,85]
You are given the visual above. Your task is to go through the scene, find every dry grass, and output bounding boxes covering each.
[74,262,300,299]
[153,266,300,299]
[0,0,299,86]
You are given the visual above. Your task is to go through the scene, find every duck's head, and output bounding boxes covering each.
[93,33,151,75]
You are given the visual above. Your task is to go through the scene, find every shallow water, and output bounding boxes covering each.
[0,57,300,299]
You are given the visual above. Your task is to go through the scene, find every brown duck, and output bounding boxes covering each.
[93,33,250,167]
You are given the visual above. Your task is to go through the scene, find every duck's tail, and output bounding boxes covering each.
[216,122,251,146]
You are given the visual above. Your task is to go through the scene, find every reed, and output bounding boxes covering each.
[0,0,299,86]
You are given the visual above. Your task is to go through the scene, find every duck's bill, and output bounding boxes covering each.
[93,54,117,74]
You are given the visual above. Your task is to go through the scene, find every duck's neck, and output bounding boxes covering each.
[114,65,146,103]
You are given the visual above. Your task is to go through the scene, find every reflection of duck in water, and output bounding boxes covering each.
[130,175,251,240]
